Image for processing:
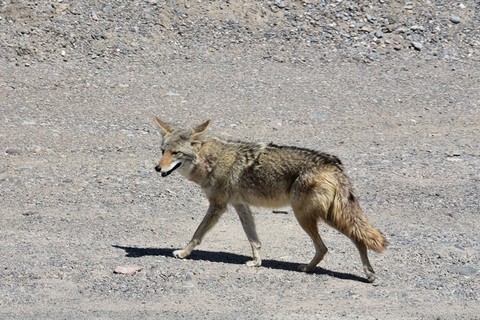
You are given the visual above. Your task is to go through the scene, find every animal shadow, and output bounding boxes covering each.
[112,245,369,283]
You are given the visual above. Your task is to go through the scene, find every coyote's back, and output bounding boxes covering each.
[154,117,387,282]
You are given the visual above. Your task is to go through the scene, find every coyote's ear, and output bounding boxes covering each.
[154,116,175,136]
[191,119,211,140]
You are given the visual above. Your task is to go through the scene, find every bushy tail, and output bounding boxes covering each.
[329,186,388,253]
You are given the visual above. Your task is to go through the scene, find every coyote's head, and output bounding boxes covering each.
[154,117,211,177]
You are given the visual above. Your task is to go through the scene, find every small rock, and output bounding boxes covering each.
[450,15,461,24]
[361,26,373,32]
[354,22,364,30]
[114,266,143,275]
[385,24,397,33]
[448,266,477,276]
[446,151,461,157]
[22,211,38,217]
[103,3,113,12]
[310,112,327,121]
[410,25,424,31]
[411,41,423,51]
[5,148,21,155]
[91,11,99,21]
[446,157,463,162]
[375,29,384,38]
[274,0,287,9]
[366,14,376,23]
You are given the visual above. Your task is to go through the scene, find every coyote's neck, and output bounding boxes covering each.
[181,137,223,187]
[185,136,252,190]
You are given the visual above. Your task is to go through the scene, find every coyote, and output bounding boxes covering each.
[154,117,387,282]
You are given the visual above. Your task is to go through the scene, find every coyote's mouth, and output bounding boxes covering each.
[160,162,182,177]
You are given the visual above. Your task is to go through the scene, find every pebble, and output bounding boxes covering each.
[310,112,327,121]
[5,148,21,155]
[103,4,113,13]
[91,11,99,21]
[410,25,425,31]
[448,266,477,276]
[22,211,38,217]
[274,0,287,9]
[449,15,461,24]
[411,41,423,51]
[114,266,143,275]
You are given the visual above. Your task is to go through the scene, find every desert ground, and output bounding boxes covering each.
[1,1,479,319]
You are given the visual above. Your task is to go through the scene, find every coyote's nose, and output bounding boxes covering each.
[154,165,162,172]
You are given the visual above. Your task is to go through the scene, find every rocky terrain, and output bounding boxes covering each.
[1,1,479,319]
[1,0,479,64]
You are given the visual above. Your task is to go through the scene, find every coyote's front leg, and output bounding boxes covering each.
[173,201,227,259]
[233,203,262,267]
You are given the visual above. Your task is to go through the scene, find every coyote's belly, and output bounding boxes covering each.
[240,192,291,208]
[232,176,293,208]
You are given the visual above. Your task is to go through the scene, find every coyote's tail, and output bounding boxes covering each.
[329,186,388,253]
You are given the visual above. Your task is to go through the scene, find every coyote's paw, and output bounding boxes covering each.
[366,273,376,283]
[246,259,261,267]
[298,264,315,273]
[173,249,189,259]
[364,267,376,283]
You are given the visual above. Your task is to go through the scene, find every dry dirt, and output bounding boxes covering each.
[1,1,479,319]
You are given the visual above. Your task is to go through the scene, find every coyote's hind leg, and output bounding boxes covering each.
[353,240,376,282]
[292,208,328,273]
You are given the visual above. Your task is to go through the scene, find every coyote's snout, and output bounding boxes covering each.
[154,117,388,282]
[154,159,181,177]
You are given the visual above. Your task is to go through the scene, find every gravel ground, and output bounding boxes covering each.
[1,0,479,64]
[1,1,479,319]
